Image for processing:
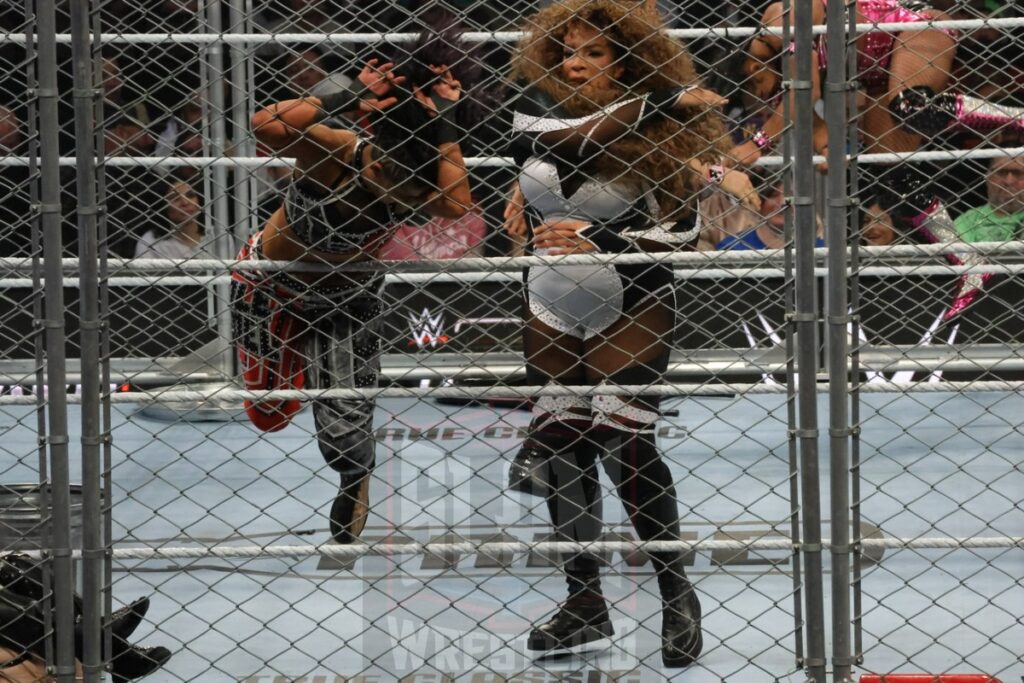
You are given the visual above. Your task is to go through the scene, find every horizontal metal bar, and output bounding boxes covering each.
[4,17,1022,45]
[4,145,1023,170]
[3,242,1023,276]
[1,345,1020,388]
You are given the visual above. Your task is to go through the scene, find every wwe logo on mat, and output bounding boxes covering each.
[408,308,449,349]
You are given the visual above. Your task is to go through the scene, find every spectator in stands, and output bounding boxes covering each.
[712,168,826,250]
[286,46,330,96]
[0,106,30,257]
[0,105,22,155]
[377,208,487,260]
[102,114,161,257]
[384,0,504,32]
[134,1,202,117]
[954,154,1024,242]
[859,171,990,317]
[948,0,1024,103]
[135,179,211,260]
[859,196,899,247]
[153,90,203,169]
[104,114,156,157]
[100,51,154,129]
[713,0,958,166]
[254,0,357,66]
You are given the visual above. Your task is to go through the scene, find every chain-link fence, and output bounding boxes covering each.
[1,0,1022,681]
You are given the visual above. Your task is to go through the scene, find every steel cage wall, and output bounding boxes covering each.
[1,1,1022,682]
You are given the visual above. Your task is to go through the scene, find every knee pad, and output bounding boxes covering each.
[889,86,956,136]
[592,365,663,433]
[317,428,375,477]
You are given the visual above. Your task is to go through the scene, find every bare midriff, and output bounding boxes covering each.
[259,205,379,288]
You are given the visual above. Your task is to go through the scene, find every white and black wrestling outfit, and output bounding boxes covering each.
[508,83,705,667]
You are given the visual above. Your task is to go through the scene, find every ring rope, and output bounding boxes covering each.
[0,381,1021,407]
[13,536,1024,563]
[4,263,1024,290]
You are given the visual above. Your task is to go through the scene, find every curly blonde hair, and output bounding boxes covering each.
[510,0,729,220]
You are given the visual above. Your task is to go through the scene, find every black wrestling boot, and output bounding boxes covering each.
[659,573,703,668]
[110,644,172,683]
[527,598,613,654]
[109,597,150,641]
[889,85,957,136]
[329,472,371,544]
[74,597,150,663]
[507,446,549,497]
[527,575,613,654]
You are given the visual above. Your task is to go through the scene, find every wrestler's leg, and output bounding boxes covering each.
[865,9,956,153]
[303,292,383,544]
[517,313,617,652]
[511,313,591,496]
[0,553,171,682]
[584,290,702,667]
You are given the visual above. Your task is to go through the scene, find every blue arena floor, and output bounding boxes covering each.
[2,391,1022,682]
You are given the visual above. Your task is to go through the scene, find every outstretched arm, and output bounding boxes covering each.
[532,212,702,255]
[250,59,405,151]
[251,100,357,187]
[251,97,330,151]
[731,1,826,164]
[509,84,726,165]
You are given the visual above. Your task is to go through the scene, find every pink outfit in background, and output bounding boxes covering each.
[377,208,486,261]
[908,200,990,320]
[816,0,954,89]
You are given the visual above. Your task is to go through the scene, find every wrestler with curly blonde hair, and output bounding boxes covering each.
[510,0,733,219]
[501,0,752,668]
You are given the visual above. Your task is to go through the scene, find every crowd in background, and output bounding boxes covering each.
[0,0,1022,261]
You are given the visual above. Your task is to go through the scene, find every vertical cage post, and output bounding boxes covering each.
[781,0,807,667]
[824,0,853,678]
[792,0,827,680]
[201,0,235,379]
[68,0,104,679]
[36,0,76,677]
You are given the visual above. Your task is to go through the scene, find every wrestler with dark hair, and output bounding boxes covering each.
[232,25,473,545]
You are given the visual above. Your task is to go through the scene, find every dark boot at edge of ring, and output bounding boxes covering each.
[660,573,703,668]
[329,472,371,545]
[527,574,613,654]
[109,644,173,683]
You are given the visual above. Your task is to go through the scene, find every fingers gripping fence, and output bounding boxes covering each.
[1,1,1022,682]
